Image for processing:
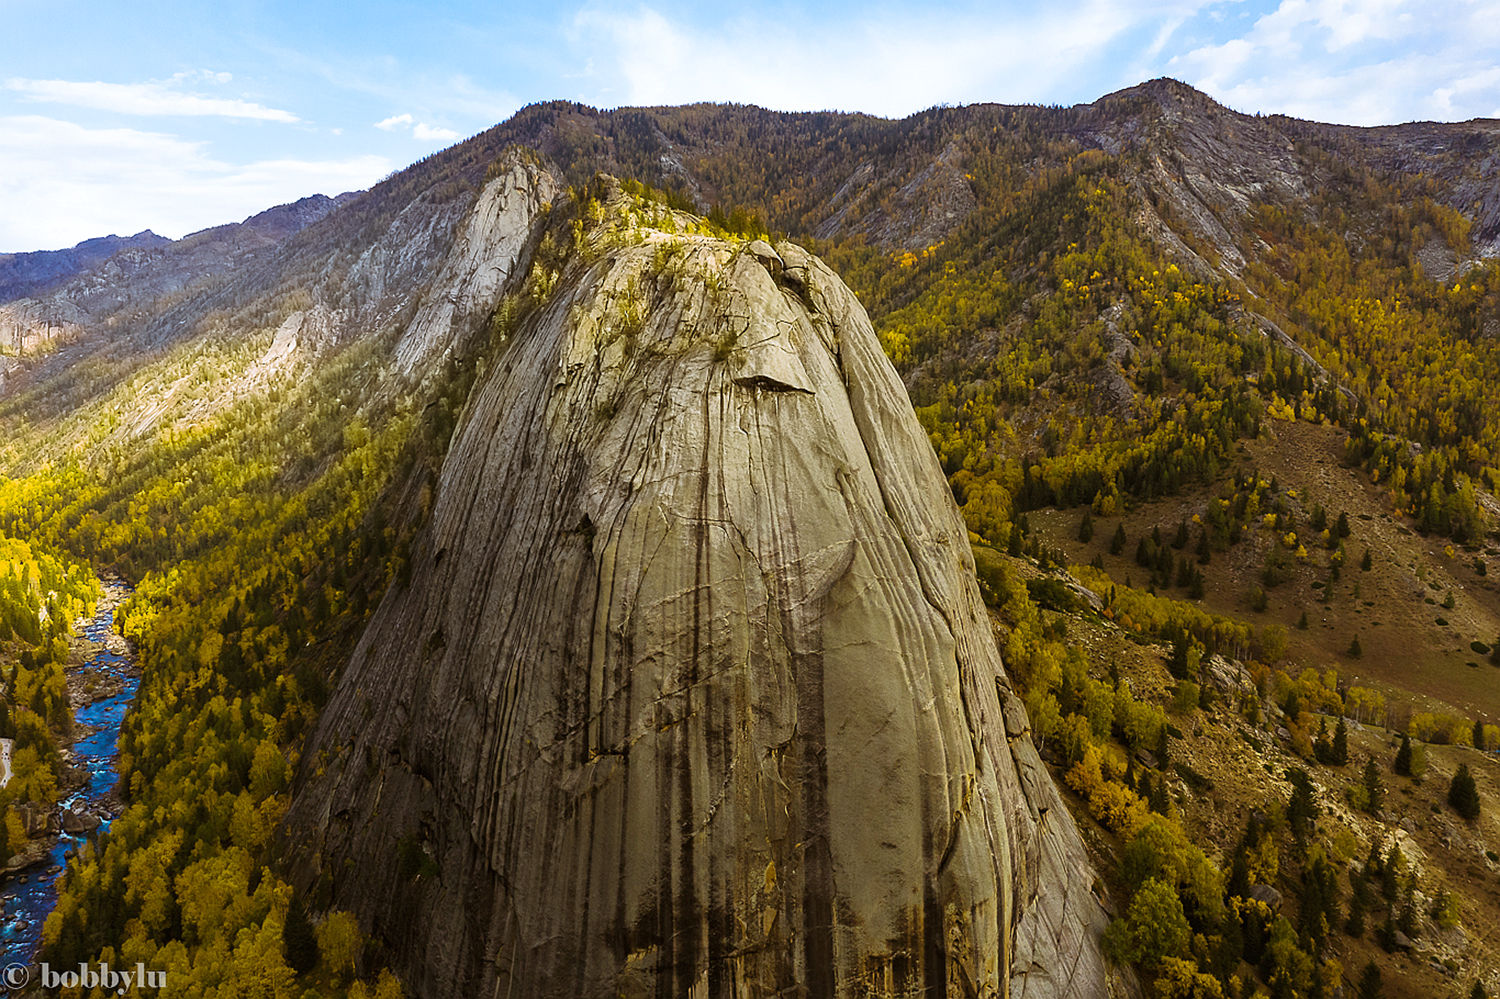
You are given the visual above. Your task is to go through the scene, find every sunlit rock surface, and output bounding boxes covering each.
[289,199,1117,999]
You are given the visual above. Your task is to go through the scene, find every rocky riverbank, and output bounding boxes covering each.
[3,582,131,872]
[1,578,138,960]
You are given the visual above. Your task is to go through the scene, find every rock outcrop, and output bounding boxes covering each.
[288,189,1117,998]
[394,156,559,372]
[0,297,87,356]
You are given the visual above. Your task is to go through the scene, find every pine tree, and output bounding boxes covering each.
[1296,609,1309,629]
[1381,845,1403,902]
[1228,848,1251,900]
[1449,763,1481,820]
[1077,510,1094,543]
[1361,547,1373,571]
[283,894,320,974]
[1310,505,1327,532]
[1110,523,1127,555]
[1474,718,1487,752]
[1149,775,1170,815]
[1287,767,1317,845]
[1348,635,1363,658]
[1430,885,1451,924]
[1472,980,1488,999]
[1394,734,1412,777]
[1168,635,1191,680]
[1295,855,1337,952]
[1337,511,1351,538]
[1210,916,1243,981]
[1397,879,1418,937]
[1173,517,1189,549]
[1346,869,1370,937]
[1363,757,1384,813]
[1314,718,1332,763]
[1357,961,1383,999]
[1196,529,1211,564]
[1363,840,1383,879]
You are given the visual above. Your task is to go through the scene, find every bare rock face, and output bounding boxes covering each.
[394,156,560,373]
[0,298,87,356]
[288,194,1115,998]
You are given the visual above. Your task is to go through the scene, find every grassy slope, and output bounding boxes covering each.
[1030,416,1500,719]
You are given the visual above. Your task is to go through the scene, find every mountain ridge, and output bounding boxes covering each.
[0,229,170,301]
[2,78,1499,999]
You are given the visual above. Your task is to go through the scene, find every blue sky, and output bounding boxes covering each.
[3,0,1498,251]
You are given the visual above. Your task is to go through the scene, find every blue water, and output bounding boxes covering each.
[0,583,136,966]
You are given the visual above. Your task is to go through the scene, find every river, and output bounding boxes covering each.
[0,580,137,966]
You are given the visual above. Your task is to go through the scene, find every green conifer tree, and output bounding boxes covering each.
[1394,734,1412,777]
[1449,763,1481,820]
[1363,757,1384,813]
[283,894,320,975]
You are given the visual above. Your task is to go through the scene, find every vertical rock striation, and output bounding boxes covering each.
[288,191,1117,998]
[393,156,559,373]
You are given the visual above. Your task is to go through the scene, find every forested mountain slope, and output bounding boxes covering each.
[0,79,1498,997]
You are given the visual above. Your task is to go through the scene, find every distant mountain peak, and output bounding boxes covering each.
[0,190,359,314]
[0,230,171,302]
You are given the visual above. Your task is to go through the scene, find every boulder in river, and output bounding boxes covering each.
[61,807,102,835]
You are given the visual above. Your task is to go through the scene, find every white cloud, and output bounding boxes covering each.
[570,2,1202,117]
[413,122,461,141]
[375,113,414,130]
[1433,66,1500,118]
[1167,0,1500,123]
[374,112,461,142]
[566,0,1500,126]
[0,115,390,250]
[4,75,300,122]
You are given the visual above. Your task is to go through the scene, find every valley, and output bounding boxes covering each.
[0,80,1498,997]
